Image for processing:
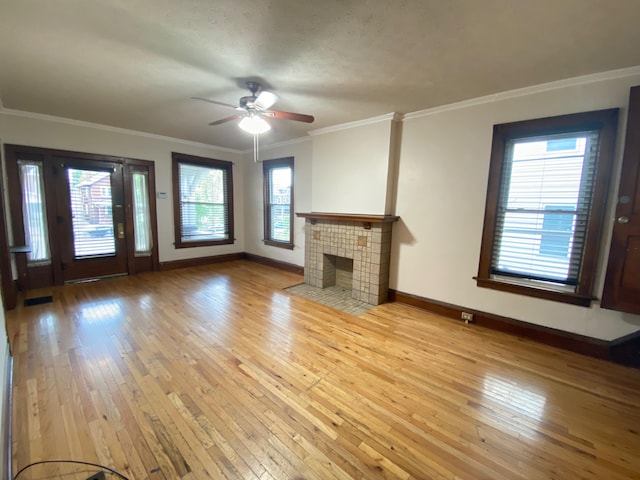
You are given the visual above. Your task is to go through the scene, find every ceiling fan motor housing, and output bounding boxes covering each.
[239,95,258,110]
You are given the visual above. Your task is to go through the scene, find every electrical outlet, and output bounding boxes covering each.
[461,312,474,323]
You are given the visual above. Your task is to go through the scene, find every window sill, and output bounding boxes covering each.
[264,239,294,250]
[175,238,234,249]
[474,277,594,307]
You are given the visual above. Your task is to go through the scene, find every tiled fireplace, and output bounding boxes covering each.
[297,213,398,305]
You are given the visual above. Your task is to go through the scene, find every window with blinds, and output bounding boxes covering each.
[476,109,618,306]
[172,153,234,248]
[492,132,598,285]
[67,168,116,258]
[263,157,294,249]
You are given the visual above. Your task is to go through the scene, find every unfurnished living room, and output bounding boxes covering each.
[1,1,640,479]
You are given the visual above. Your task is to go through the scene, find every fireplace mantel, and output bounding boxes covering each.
[296,212,399,230]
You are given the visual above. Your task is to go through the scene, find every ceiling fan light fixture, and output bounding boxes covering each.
[238,115,271,134]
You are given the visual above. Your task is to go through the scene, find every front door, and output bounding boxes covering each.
[55,157,128,282]
[602,86,640,314]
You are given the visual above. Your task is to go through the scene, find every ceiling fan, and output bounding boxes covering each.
[192,81,314,134]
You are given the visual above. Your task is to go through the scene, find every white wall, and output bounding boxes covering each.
[242,139,312,267]
[394,70,640,340]
[311,116,396,214]
[0,112,245,263]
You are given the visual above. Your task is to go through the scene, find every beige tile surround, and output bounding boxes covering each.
[303,218,393,305]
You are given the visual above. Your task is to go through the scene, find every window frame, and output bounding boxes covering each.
[476,109,619,306]
[172,152,234,249]
[263,157,294,250]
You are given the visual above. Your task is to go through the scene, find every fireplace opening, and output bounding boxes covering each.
[323,255,353,289]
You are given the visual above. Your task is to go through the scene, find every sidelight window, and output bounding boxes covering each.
[132,171,152,256]
[18,160,50,264]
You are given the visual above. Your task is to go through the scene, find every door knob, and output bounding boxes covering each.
[617,216,629,224]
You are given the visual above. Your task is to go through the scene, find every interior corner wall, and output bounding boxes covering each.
[0,113,245,263]
[242,139,312,268]
[393,72,640,341]
[311,120,393,214]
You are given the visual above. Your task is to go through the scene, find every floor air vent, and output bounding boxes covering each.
[23,295,53,307]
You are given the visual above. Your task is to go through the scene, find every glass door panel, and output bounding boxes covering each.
[67,168,116,257]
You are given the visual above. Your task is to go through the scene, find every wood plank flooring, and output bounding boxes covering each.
[7,260,640,479]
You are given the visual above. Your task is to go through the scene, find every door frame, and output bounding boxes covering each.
[0,141,17,309]
[54,157,129,283]
[601,86,640,313]
[2,145,159,289]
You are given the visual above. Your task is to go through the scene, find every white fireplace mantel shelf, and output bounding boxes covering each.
[296,212,399,230]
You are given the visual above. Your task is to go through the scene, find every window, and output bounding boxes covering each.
[18,160,50,264]
[476,109,618,306]
[68,168,115,257]
[263,157,294,249]
[172,152,234,248]
[132,170,152,256]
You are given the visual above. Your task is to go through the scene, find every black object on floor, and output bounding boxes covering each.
[84,472,106,480]
[23,295,53,307]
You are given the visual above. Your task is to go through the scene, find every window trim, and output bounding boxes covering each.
[263,157,294,250]
[476,109,619,306]
[172,152,234,249]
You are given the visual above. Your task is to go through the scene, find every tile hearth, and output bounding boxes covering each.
[284,283,373,316]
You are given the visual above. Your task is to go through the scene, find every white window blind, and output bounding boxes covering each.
[491,131,600,286]
[178,162,229,242]
[132,172,152,256]
[18,160,50,264]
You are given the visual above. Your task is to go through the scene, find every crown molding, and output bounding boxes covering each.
[308,112,402,137]
[0,108,243,153]
[404,65,640,121]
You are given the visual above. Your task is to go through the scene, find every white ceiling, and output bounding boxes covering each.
[1,0,640,151]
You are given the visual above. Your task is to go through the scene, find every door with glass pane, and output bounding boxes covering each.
[55,158,128,282]
[4,146,158,288]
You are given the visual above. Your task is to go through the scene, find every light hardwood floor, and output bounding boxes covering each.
[7,260,640,479]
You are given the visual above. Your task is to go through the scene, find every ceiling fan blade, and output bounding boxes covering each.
[191,97,237,109]
[254,91,278,110]
[268,110,315,123]
[208,114,241,126]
